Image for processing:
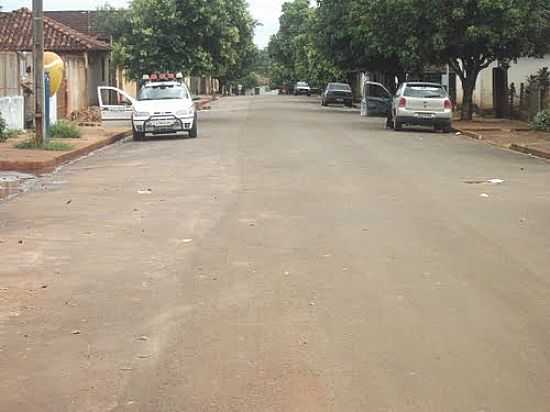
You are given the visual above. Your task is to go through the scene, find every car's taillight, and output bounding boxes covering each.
[444,99,452,110]
[399,97,407,108]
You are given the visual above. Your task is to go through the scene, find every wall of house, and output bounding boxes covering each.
[0,52,22,97]
[509,56,550,86]
[455,63,496,111]
[87,51,111,106]
[455,56,550,111]
[62,54,88,115]
[116,67,138,98]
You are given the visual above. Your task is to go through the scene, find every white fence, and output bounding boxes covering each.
[0,96,24,130]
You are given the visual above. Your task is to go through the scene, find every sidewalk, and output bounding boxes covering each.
[454,118,550,160]
[0,127,130,174]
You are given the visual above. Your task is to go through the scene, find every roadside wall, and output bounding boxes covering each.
[455,55,550,111]
[63,54,88,115]
[87,51,111,106]
[116,67,138,98]
[0,95,24,129]
[0,52,19,97]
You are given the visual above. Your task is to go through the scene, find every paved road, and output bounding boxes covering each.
[1,95,550,411]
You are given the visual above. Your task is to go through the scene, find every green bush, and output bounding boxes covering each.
[48,121,81,139]
[15,139,74,151]
[5,129,23,139]
[0,113,6,142]
[530,109,550,132]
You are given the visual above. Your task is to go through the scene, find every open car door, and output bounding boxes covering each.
[361,81,392,117]
[97,86,135,128]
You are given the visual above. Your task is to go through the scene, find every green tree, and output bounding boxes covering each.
[365,0,550,120]
[269,0,343,89]
[211,0,258,90]
[98,0,257,83]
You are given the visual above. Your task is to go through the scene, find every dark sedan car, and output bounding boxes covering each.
[322,82,353,107]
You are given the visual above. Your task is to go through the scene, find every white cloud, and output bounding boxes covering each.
[2,0,284,48]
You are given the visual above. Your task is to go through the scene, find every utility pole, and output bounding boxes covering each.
[32,0,45,145]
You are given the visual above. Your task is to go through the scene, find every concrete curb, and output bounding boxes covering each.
[0,130,131,175]
[509,143,550,160]
[454,127,550,161]
[453,128,483,140]
[195,95,219,111]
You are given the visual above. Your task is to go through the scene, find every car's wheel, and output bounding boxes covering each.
[393,114,402,131]
[133,129,145,141]
[442,126,452,133]
[189,114,198,138]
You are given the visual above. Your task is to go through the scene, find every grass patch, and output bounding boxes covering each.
[4,129,24,139]
[15,139,74,151]
[48,121,81,139]
[530,109,550,132]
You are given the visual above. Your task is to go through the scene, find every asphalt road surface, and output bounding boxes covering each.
[1,95,550,411]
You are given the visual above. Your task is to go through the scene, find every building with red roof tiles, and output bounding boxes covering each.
[0,8,112,120]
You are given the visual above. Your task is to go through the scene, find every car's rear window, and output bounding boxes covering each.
[297,82,309,87]
[329,83,351,91]
[404,85,446,98]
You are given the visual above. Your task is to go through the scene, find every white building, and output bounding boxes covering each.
[456,56,550,111]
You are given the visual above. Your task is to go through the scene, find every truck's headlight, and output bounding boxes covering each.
[176,108,194,117]
[133,111,149,118]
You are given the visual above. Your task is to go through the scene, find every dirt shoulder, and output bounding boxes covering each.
[454,119,550,160]
[0,127,130,174]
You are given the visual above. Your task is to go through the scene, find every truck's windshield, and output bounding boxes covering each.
[137,85,189,101]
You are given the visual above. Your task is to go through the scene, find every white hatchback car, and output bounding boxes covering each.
[390,82,453,132]
[361,81,453,132]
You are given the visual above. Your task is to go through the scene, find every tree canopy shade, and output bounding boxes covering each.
[317,0,550,120]
[316,0,407,84]
[97,0,258,86]
[268,0,343,89]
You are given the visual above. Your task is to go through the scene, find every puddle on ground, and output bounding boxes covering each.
[0,173,37,201]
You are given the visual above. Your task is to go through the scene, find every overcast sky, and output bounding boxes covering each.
[1,0,284,48]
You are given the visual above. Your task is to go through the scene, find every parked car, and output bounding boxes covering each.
[361,81,453,132]
[360,81,392,117]
[322,83,353,107]
[98,74,200,141]
[390,82,453,132]
[294,81,311,96]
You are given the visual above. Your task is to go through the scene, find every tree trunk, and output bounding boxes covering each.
[461,75,478,121]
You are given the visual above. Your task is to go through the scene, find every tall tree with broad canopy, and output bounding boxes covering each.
[97,0,257,85]
[365,0,550,120]
[269,0,343,89]
[316,0,409,88]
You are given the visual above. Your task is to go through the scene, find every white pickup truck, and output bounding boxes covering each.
[98,79,199,141]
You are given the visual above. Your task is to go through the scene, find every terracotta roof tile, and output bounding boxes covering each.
[44,11,99,34]
[0,8,110,52]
